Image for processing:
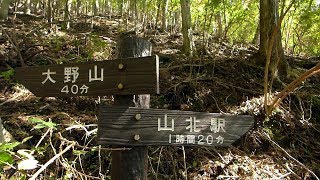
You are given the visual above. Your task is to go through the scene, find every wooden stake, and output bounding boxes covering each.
[111,34,152,180]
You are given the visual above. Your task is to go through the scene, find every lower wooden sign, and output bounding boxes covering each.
[97,106,254,146]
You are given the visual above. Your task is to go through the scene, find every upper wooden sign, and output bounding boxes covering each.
[97,106,254,146]
[15,56,159,97]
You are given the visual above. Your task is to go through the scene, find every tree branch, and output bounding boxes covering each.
[267,62,320,115]
[29,141,76,180]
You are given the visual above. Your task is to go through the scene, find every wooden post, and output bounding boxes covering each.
[111,34,151,180]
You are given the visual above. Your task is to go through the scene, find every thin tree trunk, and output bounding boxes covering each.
[32,0,37,14]
[24,0,31,14]
[216,13,223,39]
[284,16,292,53]
[141,0,147,33]
[63,0,71,30]
[14,0,20,12]
[93,0,99,16]
[259,0,286,76]
[118,0,123,17]
[180,0,192,56]
[222,0,227,38]
[0,0,12,20]
[161,0,169,32]
[155,0,161,30]
[202,0,209,52]
[76,0,81,17]
[52,0,58,21]
[47,0,52,25]
[129,0,137,28]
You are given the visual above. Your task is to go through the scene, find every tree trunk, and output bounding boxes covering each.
[129,0,137,28]
[111,34,151,180]
[24,0,31,14]
[52,0,57,21]
[118,0,124,17]
[180,0,193,56]
[202,1,209,52]
[155,0,161,30]
[161,0,169,32]
[76,0,81,17]
[216,13,223,39]
[259,0,286,76]
[63,0,71,30]
[0,0,12,20]
[129,0,135,20]
[172,10,180,33]
[32,0,39,14]
[105,0,113,16]
[93,0,99,16]
[47,0,53,24]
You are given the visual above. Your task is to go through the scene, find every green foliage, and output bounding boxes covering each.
[295,5,320,55]
[0,68,14,80]
[0,151,13,167]
[86,34,110,60]
[191,0,259,43]
[0,136,32,170]
[73,150,88,156]
[0,142,21,151]
[28,117,57,130]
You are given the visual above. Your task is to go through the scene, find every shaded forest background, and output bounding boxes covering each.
[0,0,319,179]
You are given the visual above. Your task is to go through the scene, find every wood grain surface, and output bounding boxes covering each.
[15,56,159,96]
[97,106,254,146]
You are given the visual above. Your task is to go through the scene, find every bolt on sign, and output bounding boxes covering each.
[14,56,159,97]
[97,106,254,146]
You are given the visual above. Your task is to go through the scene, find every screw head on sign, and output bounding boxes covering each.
[135,114,141,120]
[117,83,124,90]
[118,63,125,70]
[134,134,140,141]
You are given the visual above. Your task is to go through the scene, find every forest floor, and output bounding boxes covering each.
[0,14,320,179]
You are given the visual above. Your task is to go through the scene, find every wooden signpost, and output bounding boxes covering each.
[15,56,159,96]
[14,34,254,180]
[97,106,254,146]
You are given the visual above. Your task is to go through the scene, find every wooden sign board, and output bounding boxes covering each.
[97,106,254,146]
[14,56,159,97]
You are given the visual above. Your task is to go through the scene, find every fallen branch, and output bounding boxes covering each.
[263,132,319,180]
[0,86,31,106]
[57,132,131,151]
[29,141,76,180]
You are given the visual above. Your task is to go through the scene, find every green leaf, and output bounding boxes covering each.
[21,136,33,143]
[73,150,88,156]
[34,124,46,129]
[0,151,13,166]
[29,117,57,129]
[0,68,14,80]
[28,117,44,123]
[192,160,197,167]
[42,121,57,129]
[0,142,21,151]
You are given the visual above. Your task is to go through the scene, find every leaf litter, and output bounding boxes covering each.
[0,14,319,179]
